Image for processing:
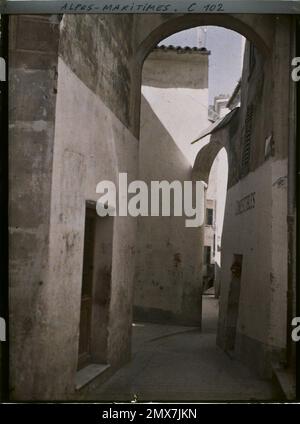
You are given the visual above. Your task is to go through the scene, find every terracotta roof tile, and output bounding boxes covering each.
[155,45,210,54]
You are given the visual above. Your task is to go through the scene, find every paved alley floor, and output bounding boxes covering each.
[88,295,274,401]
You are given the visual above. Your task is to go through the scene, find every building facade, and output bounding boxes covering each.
[193,36,293,378]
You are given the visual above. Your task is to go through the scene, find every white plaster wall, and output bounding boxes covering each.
[142,85,209,165]
[134,50,209,324]
[219,158,288,360]
[142,51,211,164]
[158,26,245,105]
[134,94,204,324]
[44,58,138,396]
[212,24,291,376]
[207,148,228,267]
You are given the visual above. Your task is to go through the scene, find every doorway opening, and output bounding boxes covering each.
[77,201,114,385]
[225,254,243,352]
[78,204,95,370]
[202,147,228,336]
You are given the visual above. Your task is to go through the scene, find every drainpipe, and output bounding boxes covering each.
[0,14,9,401]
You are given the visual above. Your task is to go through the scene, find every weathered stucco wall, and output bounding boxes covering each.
[9,15,60,400]
[58,14,135,130]
[216,22,291,376]
[141,47,210,164]
[9,14,138,400]
[46,57,138,398]
[133,48,209,325]
[45,15,139,399]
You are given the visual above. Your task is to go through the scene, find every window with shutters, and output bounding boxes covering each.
[249,43,256,78]
[241,104,254,176]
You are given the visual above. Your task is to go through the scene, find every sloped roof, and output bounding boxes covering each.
[155,45,210,54]
[227,80,241,109]
[191,107,239,144]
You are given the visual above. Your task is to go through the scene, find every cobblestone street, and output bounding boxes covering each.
[87,296,274,401]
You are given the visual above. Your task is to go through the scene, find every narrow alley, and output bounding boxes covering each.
[87,295,273,401]
[4,12,297,402]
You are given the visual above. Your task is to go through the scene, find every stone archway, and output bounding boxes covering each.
[192,139,225,184]
[130,13,273,136]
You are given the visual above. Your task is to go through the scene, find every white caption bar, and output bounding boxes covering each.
[1,0,300,14]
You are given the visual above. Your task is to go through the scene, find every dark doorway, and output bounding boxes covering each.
[78,206,96,370]
[225,254,243,351]
[78,202,114,372]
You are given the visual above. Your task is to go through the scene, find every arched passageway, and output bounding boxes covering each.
[130,13,271,136]
[131,13,293,393]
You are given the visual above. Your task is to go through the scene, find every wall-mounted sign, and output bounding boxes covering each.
[235,192,255,215]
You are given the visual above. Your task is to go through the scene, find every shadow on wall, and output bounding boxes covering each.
[141,47,210,90]
[133,95,203,327]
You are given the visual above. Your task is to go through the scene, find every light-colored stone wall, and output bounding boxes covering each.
[9,15,60,400]
[9,14,138,400]
[133,48,209,325]
[206,148,228,273]
[216,29,291,376]
[46,58,138,397]
[141,48,210,165]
